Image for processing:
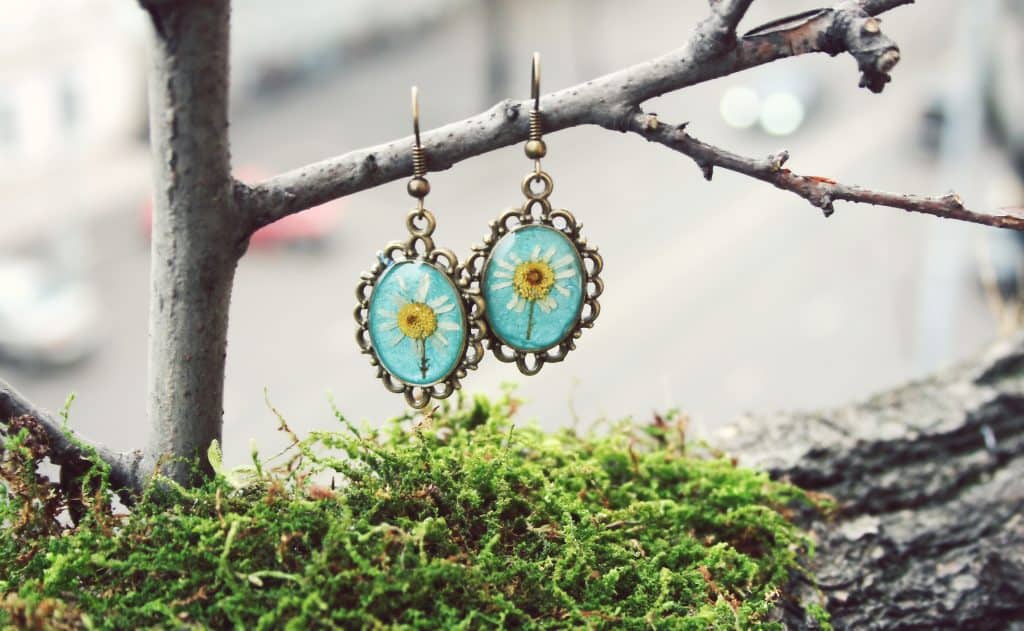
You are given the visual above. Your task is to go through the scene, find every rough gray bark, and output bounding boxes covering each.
[713,336,1024,629]
[141,0,245,485]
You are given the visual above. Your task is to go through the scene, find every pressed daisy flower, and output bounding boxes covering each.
[491,243,577,340]
[374,272,460,379]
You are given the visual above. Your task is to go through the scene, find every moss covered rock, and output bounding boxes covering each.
[1,392,823,629]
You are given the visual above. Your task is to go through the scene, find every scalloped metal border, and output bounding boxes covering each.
[355,208,487,408]
[464,171,603,375]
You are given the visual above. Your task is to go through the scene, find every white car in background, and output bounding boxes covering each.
[0,256,102,368]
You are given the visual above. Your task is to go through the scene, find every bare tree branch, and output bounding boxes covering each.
[238,0,1021,232]
[240,0,908,227]
[628,112,1024,229]
[1,378,143,495]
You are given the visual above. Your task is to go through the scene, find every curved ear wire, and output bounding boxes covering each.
[411,85,422,149]
[525,52,547,168]
[407,86,430,206]
[531,52,540,113]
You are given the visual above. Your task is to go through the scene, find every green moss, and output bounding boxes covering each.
[1,392,826,629]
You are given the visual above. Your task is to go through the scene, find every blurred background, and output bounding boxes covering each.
[2,0,1023,464]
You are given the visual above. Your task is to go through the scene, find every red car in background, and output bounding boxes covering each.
[141,167,343,250]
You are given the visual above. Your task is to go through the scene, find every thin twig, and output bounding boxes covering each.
[631,114,1024,229]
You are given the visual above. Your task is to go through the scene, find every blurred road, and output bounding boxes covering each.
[2,0,1014,463]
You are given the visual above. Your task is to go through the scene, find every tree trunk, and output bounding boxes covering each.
[143,0,244,485]
[713,337,1024,629]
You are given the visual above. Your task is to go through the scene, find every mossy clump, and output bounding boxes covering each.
[0,392,822,629]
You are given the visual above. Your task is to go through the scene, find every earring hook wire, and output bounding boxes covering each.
[411,85,422,149]
[531,52,541,112]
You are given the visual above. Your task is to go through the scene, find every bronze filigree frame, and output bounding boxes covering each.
[355,208,487,408]
[464,171,603,375]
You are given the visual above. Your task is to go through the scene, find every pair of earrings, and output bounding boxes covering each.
[355,54,603,408]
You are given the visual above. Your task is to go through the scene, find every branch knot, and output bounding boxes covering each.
[829,3,901,92]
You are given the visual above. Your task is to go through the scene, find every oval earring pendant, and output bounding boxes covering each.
[356,210,485,407]
[355,87,486,408]
[465,52,602,375]
[465,170,603,375]
[468,53,602,374]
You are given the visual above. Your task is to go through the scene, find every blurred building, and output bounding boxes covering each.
[0,0,147,181]
[0,1,148,247]
[0,0,468,246]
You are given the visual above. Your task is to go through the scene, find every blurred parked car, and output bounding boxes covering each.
[141,167,344,250]
[0,256,102,368]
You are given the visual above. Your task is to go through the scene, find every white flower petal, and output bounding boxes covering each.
[429,337,445,354]
[378,320,398,331]
[543,296,558,311]
[537,300,552,313]
[434,303,454,315]
[555,269,576,280]
[493,270,512,279]
[438,320,460,331]
[554,283,570,297]
[433,331,449,346]
[530,245,541,260]
[514,297,526,313]
[391,295,409,309]
[553,254,575,269]
[509,252,522,264]
[416,273,431,302]
[397,276,408,292]
[543,246,556,262]
[506,295,520,311]
[491,280,512,290]
[389,333,405,347]
[428,295,449,308]
[497,259,516,271]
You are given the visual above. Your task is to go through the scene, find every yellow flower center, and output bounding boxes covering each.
[396,302,437,340]
[513,261,555,301]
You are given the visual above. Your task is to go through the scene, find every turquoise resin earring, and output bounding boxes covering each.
[465,53,603,375]
[355,87,486,407]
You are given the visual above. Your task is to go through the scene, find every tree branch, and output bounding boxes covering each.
[629,113,1024,229]
[0,378,143,496]
[240,0,1015,232]
[142,0,239,487]
[239,0,910,227]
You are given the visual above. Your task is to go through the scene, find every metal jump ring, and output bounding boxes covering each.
[521,170,554,200]
[406,208,436,236]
